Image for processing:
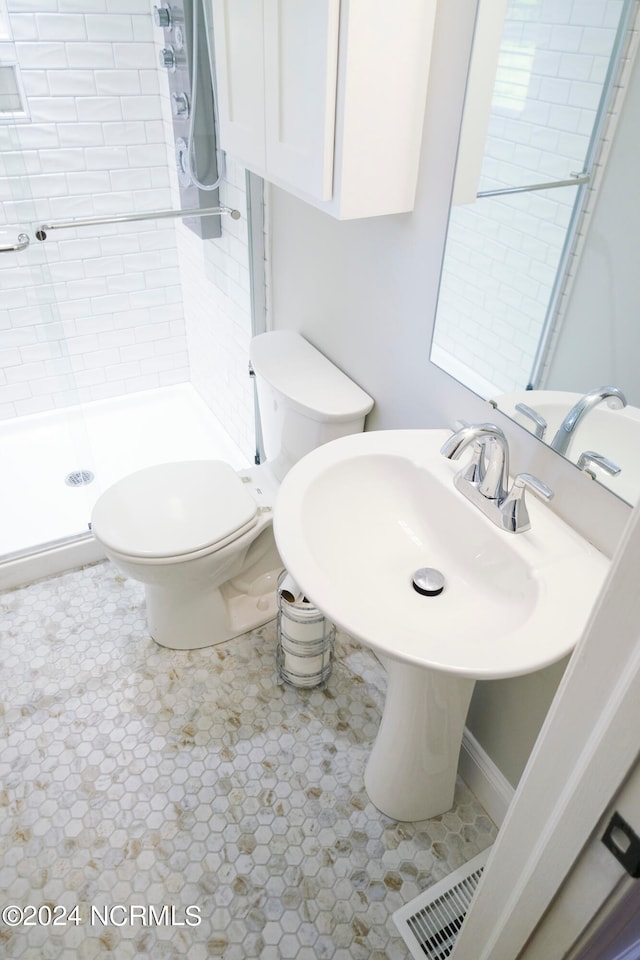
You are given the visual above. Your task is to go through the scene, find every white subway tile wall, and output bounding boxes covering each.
[0,0,255,460]
[432,0,626,396]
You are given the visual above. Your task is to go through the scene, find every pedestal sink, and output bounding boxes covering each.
[273,429,609,821]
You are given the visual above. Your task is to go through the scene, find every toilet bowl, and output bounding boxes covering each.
[90,331,374,650]
[91,459,280,649]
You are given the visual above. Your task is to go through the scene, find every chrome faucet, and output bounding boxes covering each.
[440,422,510,500]
[550,386,627,457]
[441,422,553,533]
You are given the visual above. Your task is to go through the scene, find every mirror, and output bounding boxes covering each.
[430,0,640,505]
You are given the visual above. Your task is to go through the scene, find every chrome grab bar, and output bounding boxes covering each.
[0,233,30,253]
[477,172,590,199]
[36,203,241,238]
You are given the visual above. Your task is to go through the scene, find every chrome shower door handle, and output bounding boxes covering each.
[0,233,30,252]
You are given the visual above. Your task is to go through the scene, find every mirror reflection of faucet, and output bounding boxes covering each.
[441,423,553,533]
[515,402,547,440]
[577,450,622,481]
[550,386,627,456]
[494,386,638,501]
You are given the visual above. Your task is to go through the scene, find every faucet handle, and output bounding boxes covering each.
[460,440,485,484]
[500,472,554,534]
[515,402,547,440]
[576,450,622,479]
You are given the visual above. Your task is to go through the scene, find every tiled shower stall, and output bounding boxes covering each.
[0,0,257,559]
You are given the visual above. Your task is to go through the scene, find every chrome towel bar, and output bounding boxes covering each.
[36,203,241,239]
[477,172,590,199]
[0,233,30,253]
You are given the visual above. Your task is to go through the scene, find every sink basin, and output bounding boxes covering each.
[274,428,607,679]
[499,390,640,504]
[274,429,609,820]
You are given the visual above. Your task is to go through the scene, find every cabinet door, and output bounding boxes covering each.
[263,0,339,202]
[211,0,266,171]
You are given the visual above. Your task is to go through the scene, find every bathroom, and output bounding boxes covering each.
[2,0,640,957]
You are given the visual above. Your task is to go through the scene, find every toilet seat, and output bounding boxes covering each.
[91,460,258,560]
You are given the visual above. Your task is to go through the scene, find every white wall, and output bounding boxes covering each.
[267,0,631,787]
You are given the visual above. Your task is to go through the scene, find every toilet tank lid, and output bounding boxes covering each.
[250,331,374,423]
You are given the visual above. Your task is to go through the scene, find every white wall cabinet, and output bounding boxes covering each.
[210,0,438,220]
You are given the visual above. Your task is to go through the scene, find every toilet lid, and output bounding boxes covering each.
[91,460,258,559]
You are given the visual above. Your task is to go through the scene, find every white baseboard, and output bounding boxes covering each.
[0,536,105,592]
[460,728,515,827]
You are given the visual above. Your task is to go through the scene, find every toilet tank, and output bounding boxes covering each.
[249,330,374,482]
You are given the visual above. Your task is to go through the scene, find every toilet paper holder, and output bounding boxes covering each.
[276,571,335,689]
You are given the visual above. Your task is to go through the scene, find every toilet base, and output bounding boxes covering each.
[145,563,281,650]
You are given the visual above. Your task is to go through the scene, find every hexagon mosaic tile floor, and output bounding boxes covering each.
[0,562,496,959]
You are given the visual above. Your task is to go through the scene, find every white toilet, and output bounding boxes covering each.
[90,331,374,650]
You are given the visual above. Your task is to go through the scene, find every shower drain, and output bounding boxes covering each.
[65,470,95,487]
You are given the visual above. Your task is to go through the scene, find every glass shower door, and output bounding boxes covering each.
[0,0,255,573]
[0,117,98,558]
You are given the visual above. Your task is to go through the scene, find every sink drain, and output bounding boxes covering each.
[65,470,95,487]
[412,568,445,596]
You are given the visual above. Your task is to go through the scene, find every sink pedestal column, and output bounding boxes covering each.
[364,658,475,821]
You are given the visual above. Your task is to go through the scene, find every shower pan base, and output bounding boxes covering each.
[0,384,249,591]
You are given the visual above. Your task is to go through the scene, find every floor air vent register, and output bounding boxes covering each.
[393,847,491,959]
